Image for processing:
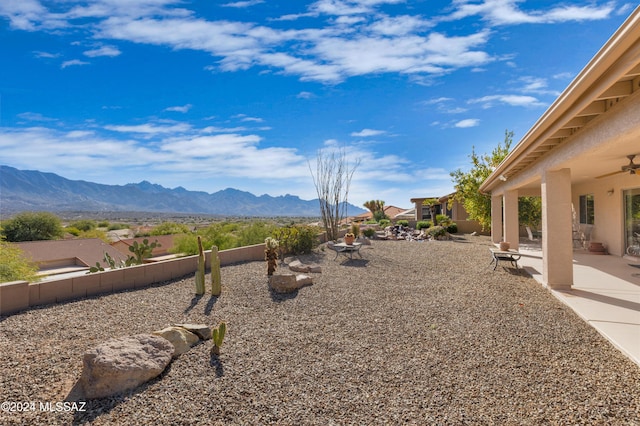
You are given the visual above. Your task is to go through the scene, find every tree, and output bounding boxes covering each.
[363,200,387,222]
[450,130,513,231]
[2,211,63,242]
[519,196,542,229]
[421,198,440,226]
[309,147,360,242]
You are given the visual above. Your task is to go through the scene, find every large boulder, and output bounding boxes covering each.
[152,326,200,357]
[80,334,174,399]
[269,273,313,294]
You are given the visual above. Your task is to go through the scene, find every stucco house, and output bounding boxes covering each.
[410,194,483,234]
[480,6,640,289]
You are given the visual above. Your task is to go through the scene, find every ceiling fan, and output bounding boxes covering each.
[596,154,640,179]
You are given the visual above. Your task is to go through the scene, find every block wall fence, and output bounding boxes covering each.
[0,243,267,317]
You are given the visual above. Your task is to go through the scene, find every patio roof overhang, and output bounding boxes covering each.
[480,6,640,194]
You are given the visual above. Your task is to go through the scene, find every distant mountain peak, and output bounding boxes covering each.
[0,165,367,217]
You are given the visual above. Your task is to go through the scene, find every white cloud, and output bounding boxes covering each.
[468,94,545,108]
[105,122,192,134]
[454,118,480,128]
[61,59,89,68]
[233,114,264,123]
[351,129,386,137]
[446,0,615,26]
[296,91,315,99]
[222,0,264,8]
[33,51,59,58]
[164,104,193,113]
[83,45,121,57]
[17,112,57,122]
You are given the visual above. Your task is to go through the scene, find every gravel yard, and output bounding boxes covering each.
[1,235,639,425]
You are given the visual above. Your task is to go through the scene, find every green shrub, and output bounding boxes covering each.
[272,225,319,255]
[70,219,97,232]
[362,228,376,238]
[416,221,432,230]
[0,241,39,283]
[446,223,458,234]
[2,211,63,242]
[436,214,452,227]
[107,223,130,231]
[396,220,409,227]
[379,219,391,228]
[426,225,447,239]
[171,234,199,255]
[150,221,191,236]
[237,221,278,247]
[65,226,82,236]
[350,223,360,237]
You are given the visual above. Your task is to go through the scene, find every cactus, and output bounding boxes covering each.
[211,245,221,296]
[211,321,227,355]
[128,238,160,265]
[195,236,205,295]
[264,237,279,276]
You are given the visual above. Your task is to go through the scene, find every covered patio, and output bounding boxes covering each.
[481,6,640,290]
[515,242,640,366]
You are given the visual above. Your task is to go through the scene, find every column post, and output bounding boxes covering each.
[541,169,573,289]
[491,194,503,244]
[503,189,519,250]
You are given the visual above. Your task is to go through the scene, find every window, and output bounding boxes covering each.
[579,194,594,224]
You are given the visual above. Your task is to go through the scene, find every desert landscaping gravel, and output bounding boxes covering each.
[1,235,639,425]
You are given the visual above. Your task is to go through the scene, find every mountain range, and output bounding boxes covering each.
[0,165,366,217]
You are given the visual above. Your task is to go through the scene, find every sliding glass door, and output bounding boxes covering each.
[623,188,640,256]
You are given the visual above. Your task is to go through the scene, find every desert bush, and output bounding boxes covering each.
[426,225,447,239]
[446,223,458,234]
[0,241,39,283]
[416,221,432,230]
[350,223,360,237]
[65,226,82,236]
[2,212,63,242]
[150,221,191,236]
[378,219,391,228]
[362,228,376,238]
[237,221,278,247]
[70,219,97,232]
[396,220,409,227]
[436,214,452,227]
[272,225,319,255]
[107,223,130,231]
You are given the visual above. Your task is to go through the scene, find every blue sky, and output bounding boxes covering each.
[0,1,635,210]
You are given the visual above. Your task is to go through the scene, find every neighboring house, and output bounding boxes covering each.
[479,7,640,289]
[352,205,408,223]
[110,235,176,261]
[14,239,128,276]
[410,194,483,234]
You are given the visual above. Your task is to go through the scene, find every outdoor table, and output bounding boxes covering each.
[489,248,521,270]
[333,242,363,260]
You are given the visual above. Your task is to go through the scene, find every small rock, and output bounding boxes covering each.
[289,259,323,273]
[80,334,173,399]
[173,323,212,340]
[152,326,200,357]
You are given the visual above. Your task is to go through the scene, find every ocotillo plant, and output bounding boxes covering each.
[264,237,279,276]
[211,245,221,296]
[195,236,205,295]
[210,321,227,355]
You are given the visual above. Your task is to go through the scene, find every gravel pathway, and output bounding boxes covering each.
[1,235,639,425]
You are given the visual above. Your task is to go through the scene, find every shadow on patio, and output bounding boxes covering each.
[516,241,640,367]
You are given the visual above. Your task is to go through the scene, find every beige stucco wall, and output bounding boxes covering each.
[0,243,268,317]
[572,172,639,256]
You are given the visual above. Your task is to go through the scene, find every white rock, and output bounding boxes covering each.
[80,334,173,399]
[152,326,200,357]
